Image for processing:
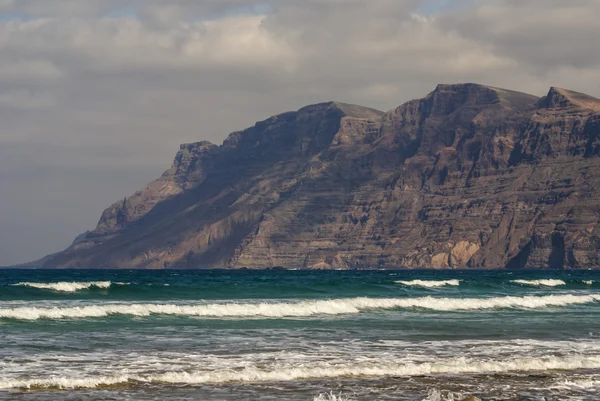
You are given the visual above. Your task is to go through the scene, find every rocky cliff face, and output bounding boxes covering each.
[44,84,600,269]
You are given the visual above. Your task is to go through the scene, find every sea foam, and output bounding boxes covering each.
[557,378,600,389]
[422,389,466,401]
[13,281,112,292]
[2,354,600,389]
[1,294,599,320]
[510,279,566,287]
[313,392,354,401]
[395,280,461,288]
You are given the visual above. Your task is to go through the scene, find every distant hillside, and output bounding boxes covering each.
[12,253,60,268]
[41,83,600,269]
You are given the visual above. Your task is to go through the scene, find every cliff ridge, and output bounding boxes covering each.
[42,84,600,269]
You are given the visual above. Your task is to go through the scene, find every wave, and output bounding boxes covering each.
[2,355,600,389]
[2,294,599,320]
[584,280,595,285]
[12,281,113,292]
[510,279,566,287]
[395,280,461,288]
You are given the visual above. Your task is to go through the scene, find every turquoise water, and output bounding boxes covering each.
[1,269,600,400]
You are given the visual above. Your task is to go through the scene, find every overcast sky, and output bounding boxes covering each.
[1,0,599,265]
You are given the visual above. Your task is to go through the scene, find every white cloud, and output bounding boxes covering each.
[0,15,296,72]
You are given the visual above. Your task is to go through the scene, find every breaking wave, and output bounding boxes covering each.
[2,355,600,390]
[395,280,461,288]
[13,281,113,292]
[1,294,599,320]
[510,279,566,287]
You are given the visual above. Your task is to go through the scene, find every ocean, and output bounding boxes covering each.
[1,269,600,400]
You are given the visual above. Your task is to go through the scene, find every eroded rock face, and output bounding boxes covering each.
[43,84,600,269]
[95,141,219,236]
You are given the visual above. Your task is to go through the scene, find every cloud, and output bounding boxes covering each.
[0,15,296,73]
[442,0,600,71]
[0,89,57,109]
[0,59,63,83]
[0,0,599,265]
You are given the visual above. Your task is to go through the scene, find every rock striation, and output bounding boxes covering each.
[43,84,600,269]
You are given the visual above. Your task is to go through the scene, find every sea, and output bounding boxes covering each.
[1,269,600,401]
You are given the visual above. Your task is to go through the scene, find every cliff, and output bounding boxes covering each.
[43,84,600,269]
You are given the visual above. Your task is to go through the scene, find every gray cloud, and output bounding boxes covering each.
[441,0,600,71]
[0,0,599,265]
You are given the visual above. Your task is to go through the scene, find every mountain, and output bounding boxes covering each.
[42,83,600,269]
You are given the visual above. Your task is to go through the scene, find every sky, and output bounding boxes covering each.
[1,0,599,265]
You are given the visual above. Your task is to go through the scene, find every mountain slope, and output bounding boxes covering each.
[44,84,600,269]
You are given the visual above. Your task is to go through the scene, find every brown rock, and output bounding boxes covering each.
[451,242,480,267]
[431,253,450,269]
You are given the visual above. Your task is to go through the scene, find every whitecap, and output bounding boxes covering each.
[1,294,599,320]
[13,281,112,292]
[510,279,566,287]
[395,280,461,288]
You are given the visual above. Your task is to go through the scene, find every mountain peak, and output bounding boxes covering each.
[179,141,217,152]
[296,101,384,120]
[434,82,489,91]
[423,83,537,115]
[330,101,385,119]
[538,87,600,111]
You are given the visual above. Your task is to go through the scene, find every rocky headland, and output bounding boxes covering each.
[42,83,600,269]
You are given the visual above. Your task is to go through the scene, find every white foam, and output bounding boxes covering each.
[557,378,600,389]
[13,281,112,292]
[511,279,566,287]
[1,294,599,320]
[2,354,600,389]
[313,392,354,401]
[583,280,595,285]
[422,389,466,401]
[395,280,461,288]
